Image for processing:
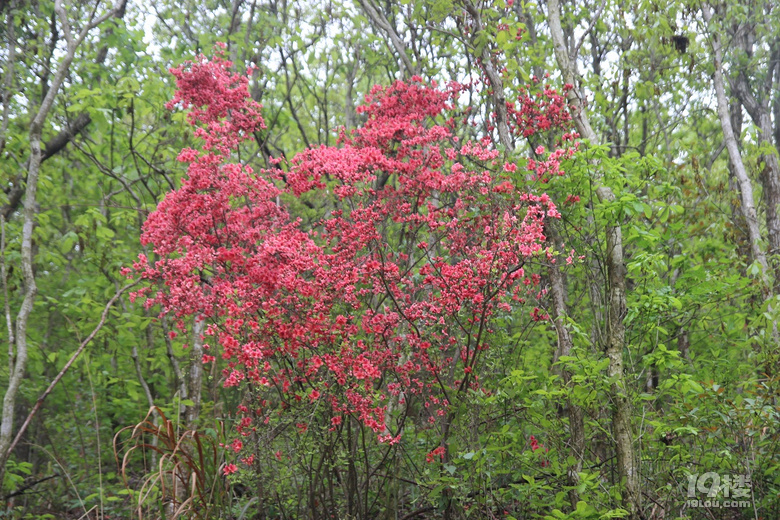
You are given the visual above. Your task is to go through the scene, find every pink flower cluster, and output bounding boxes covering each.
[529,435,549,467]
[426,446,446,463]
[131,51,580,450]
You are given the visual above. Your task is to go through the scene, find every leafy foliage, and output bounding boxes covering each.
[2,0,780,519]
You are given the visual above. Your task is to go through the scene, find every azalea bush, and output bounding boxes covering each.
[128,47,581,517]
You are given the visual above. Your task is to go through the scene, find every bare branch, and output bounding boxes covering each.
[573,0,607,60]
[356,0,417,76]
[462,0,513,152]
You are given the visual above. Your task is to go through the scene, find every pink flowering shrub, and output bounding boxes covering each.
[129,49,578,465]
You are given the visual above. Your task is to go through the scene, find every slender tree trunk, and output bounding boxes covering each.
[731,76,780,287]
[0,0,126,488]
[0,284,133,474]
[162,315,188,413]
[0,0,16,155]
[703,5,779,392]
[774,67,780,153]
[186,317,205,427]
[548,224,586,509]
[356,0,417,77]
[460,1,592,510]
[547,0,640,516]
[702,5,771,294]
[345,54,360,132]
[758,130,780,282]
[463,0,514,152]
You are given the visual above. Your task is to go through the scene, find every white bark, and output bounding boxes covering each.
[186,317,205,428]
[0,0,127,487]
[546,0,639,516]
[702,5,771,293]
[356,0,417,76]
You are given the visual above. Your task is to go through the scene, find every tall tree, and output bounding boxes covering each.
[546,0,640,516]
[0,0,127,487]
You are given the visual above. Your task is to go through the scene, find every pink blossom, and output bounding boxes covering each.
[130,50,582,451]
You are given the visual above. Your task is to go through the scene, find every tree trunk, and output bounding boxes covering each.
[548,223,586,509]
[730,54,780,288]
[702,5,772,295]
[0,0,126,489]
[186,317,205,428]
[356,0,417,77]
[547,0,640,516]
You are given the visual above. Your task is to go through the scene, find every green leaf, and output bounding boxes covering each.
[96,226,115,239]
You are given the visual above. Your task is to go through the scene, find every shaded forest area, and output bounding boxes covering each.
[1,0,779,518]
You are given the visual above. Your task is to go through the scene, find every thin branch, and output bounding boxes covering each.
[0,216,12,373]
[573,0,607,60]
[461,0,513,152]
[705,140,726,171]
[356,0,417,76]
[2,281,139,462]
[2,474,58,500]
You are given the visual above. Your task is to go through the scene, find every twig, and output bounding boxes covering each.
[400,505,435,520]
[2,473,58,500]
[573,0,607,60]
[2,280,139,462]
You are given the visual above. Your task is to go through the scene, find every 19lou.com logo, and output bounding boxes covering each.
[685,472,753,508]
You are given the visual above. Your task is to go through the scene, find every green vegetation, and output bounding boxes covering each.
[0,0,778,518]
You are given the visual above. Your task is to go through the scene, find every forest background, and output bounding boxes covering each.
[1,0,779,519]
